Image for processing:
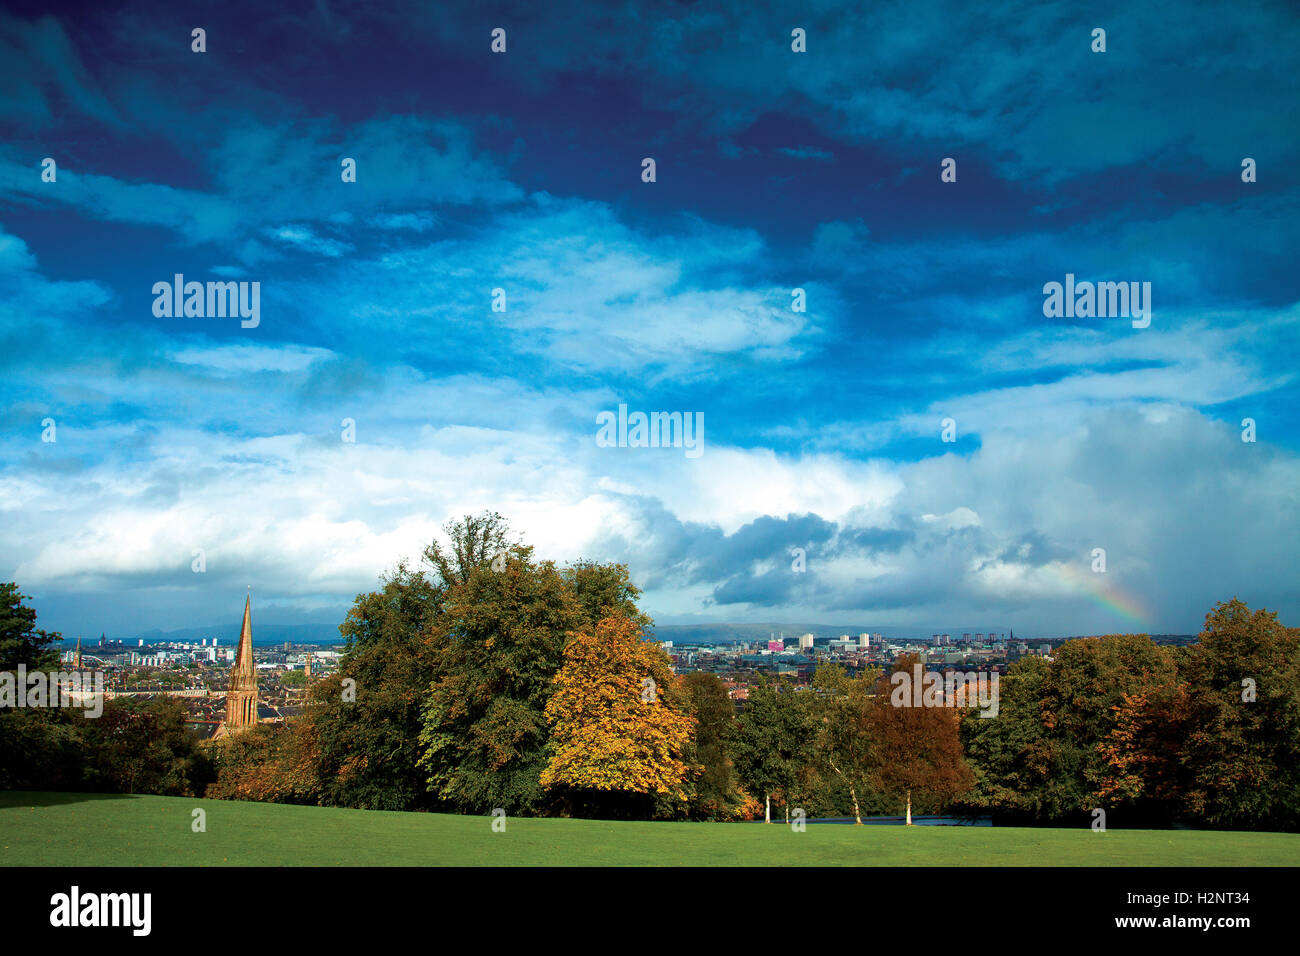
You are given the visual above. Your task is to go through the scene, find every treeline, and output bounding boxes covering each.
[197,515,968,821]
[2,516,1298,830]
[0,583,211,796]
[959,608,1300,829]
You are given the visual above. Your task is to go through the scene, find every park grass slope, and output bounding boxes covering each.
[2,792,1296,866]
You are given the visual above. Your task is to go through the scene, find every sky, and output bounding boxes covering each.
[1,0,1298,639]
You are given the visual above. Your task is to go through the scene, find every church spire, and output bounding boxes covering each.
[235,590,254,673]
[74,635,81,670]
[223,589,259,732]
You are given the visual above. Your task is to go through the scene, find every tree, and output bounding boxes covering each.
[1026,635,1176,821]
[309,515,532,812]
[960,655,1057,818]
[206,720,319,804]
[418,545,582,814]
[1175,599,1300,828]
[0,707,85,792]
[732,678,816,823]
[540,615,695,817]
[422,511,513,590]
[962,635,1180,823]
[0,582,60,672]
[811,664,879,824]
[562,560,652,632]
[309,560,442,811]
[1094,677,1191,817]
[0,583,82,791]
[81,697,210,797]
[313,514,661,817]
[680,672,756,820]
[869,655,973,824]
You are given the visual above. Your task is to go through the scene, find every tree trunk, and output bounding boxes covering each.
[850,786,862,825]
[785,801,789,824]
[765,792,771,823]
[905,789,913,826]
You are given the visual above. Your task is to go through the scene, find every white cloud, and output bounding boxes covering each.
[169,342,335,374]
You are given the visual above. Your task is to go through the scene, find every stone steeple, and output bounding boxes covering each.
[224,590,259,731]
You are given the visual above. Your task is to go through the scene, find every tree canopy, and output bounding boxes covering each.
[540,614,695,817]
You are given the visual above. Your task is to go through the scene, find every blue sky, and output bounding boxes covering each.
[2,0,1298,638]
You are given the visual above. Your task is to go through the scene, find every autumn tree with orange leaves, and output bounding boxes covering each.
[540,614,696,818]
[869,654,973,824]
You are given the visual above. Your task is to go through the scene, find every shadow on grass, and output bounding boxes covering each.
[0,790,134,809]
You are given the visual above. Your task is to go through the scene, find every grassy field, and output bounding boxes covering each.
[2,791,1296,866]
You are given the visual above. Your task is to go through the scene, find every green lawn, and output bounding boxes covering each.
[2,791,1295,866]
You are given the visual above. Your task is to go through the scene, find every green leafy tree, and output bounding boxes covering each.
[680,672,754,819]
[309,559,442,810]
[732,678,816,823]
[963,634,1180,822]
[0,584,81,791]
[1036,634,1178,818]
[960,655,1056,817]
[81,697,210,796]
[418,545,582,814]
[0,708,85,791]
[311,514,657,816]
[422,511,514,589]
[811,664,879,824]
[562,560,652,632]
[1176,599,1300,828]
[0,582,60,672]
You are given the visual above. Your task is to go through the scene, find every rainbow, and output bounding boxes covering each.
[1051,562,1149,629]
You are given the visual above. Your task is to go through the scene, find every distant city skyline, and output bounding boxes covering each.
[52,613,1191,649]
[3,1,1298,638]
